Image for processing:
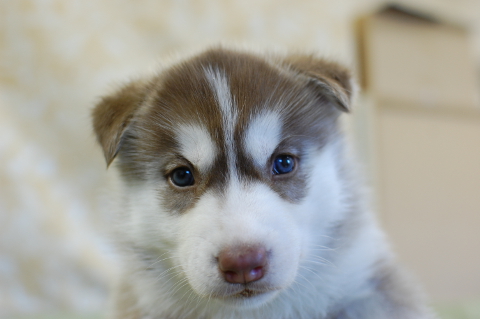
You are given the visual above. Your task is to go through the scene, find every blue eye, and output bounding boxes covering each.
[170,167,195,187]
[273,155,295,175]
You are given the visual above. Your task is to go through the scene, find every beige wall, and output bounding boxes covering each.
[358,7,480,304]
[376,106,480,302]
[1,0,479,316]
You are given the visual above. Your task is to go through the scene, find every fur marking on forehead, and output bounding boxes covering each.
[204,67,238,178]
[175,123,217,171]
[244,110,282,167]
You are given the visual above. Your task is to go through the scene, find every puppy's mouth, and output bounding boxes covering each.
[236,288,260,298]
[211,284,276,300]
[217,286,281,307]
[228,285,281,299]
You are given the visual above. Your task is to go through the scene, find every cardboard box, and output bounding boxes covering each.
[358,6,479,112]
[357,5,480,302]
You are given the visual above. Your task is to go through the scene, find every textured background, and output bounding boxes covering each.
[1,0,479,317]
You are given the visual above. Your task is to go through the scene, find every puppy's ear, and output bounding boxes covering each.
[92,80,148,167]
[285,55,353,112]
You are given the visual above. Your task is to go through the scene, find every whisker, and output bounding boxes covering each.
[308,255,337,268]
[145,254,175,269]
[299,265,325,283]
[152,266,183,285]
[169,277,190,296]
[292,275,314,292]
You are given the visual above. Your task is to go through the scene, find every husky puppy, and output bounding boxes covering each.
[92,47,436,319]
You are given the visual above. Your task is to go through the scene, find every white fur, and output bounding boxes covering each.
[175,123,217,171]
[114,140,392,319]
[107,55,435,319]
[244,110,282,167]
[204,67,238,179]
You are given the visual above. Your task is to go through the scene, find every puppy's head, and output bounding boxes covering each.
[93,47,353,309]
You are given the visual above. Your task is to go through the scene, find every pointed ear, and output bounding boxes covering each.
[92,80,148,167]
[284,54,354,112]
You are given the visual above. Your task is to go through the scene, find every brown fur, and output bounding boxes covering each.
[282,54,353,112]
[109,278,141,319]
[92,47,435,319]
[92,47,352,167]
[92,80,151,166]
[92,47,353,207]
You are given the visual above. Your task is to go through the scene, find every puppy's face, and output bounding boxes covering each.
[93,48,353,308]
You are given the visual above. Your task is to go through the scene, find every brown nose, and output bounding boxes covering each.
[217,245,267,284]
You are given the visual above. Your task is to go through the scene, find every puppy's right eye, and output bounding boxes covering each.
[272,154,295,175]
[170,167,195,187]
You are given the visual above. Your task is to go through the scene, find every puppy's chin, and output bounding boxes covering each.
[217,289,280,309]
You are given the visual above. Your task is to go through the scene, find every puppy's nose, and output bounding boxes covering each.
[218,245,267,284]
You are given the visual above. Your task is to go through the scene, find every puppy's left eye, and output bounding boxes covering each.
[170,167,195,187]
[272,155,295,175]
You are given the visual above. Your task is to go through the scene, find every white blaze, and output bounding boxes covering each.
[204,67,238,178]
[244,110,282,167]
[175,123,217,171]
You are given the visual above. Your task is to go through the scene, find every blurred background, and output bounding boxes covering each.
[1,0,479,318]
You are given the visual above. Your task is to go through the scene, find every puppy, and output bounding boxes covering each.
[92,47,437,319]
